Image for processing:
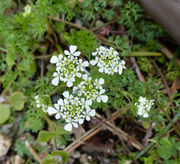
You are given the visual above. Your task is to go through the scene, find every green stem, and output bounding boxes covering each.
[122,91,132,103]
[0,47,7,53]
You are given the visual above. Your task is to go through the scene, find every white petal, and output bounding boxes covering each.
[137,109,143,115]
[90,60,97,66]
[89,109,95,117]
[58,99,64,105]
[50,56,58,63]
[99,78,104,85]
[98,67,104,73]
[118,67,123,75]
[82,74,88,80]
[35,95,38,100]
[52,77,59,86]
[86,99,92,105]
[79,119,84,124]
[64,50,70,56]
[55,113,61,119]
[92,52,97,56]
[47,107,57,115]
[67,81,73,87]
[97,97,101,102]
[76,73,81,78]
[73,51,81,56]
[53,72,58,77]
[70,45,77,53]
[82,61,89,67]
[54,104,59,110]
[64,123,72,131]
[86,116,90,121]
[58,54,63,60]
[143,113,149,118]
[72,122,78,128]
[100,89,105,94]
[63,91,69,98]
[100,95,108,103]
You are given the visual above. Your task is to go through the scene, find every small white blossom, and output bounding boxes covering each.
[47,91,96,131]
[35,95,47,112]
[50,46,89,87]
[23,5,31,17]
[73,74,108,104]
[64,45,81,58]
[135,96,154,118]
[90,46,126,75]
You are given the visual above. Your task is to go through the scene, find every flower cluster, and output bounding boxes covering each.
[90,46,126,75]
[73,74,108,103]
[47,45,127,131]
[50,45,89,87]
[47,91,95,131]
[35,95,47,113]
[135,96,154,118]
[23,5,31,17]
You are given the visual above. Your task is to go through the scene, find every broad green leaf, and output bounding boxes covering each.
[55,126,70,135]
[0,104,11,124]
[175,142,180,151]
[157,138,173,160]
[42,155,56,164]
[164,160,179,164]
[18,58,36,74]
[51,151,69,162]
[6,53,16,69]
[10,92,25,111]
[38,131,56,142]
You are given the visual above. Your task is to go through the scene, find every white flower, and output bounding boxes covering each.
[135,97,154,118]
[63,91,73,102]
[35,95,48,112]
[51,71,62,86]
[23,5,31,17]
[50,46,89,87]
[64,123,72,131]
[47,104,61,119]
[50,54,63,66]
[64,45,81,58]
[64,119,78,131]
[77,59,89,71]
[90,46,125,75]
[96,89,108,103]
[84,109,96,121]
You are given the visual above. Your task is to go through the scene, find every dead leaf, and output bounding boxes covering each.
[0,133,11,157]
[73,125,85,139]
[82,141,114,154]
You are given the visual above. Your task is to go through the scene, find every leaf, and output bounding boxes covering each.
[6,53,16,69]
[38,131,56,142]
[51,151,69,162]
[55,126,70,135]
[175,142,180,151]
[157,138,173,160]
[18,58,36,74]
[41,155,56,164]
[0,104,11,124]
[41,151,69,164]
[10,92,25,111]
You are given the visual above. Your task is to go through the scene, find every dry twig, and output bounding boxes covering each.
[130,57,145,82]
[25,140,42,163]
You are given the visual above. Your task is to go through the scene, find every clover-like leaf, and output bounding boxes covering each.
[10,92,25,111]
[0,104,11,124]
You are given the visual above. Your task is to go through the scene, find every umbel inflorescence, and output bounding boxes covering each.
[35,45,154,131]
